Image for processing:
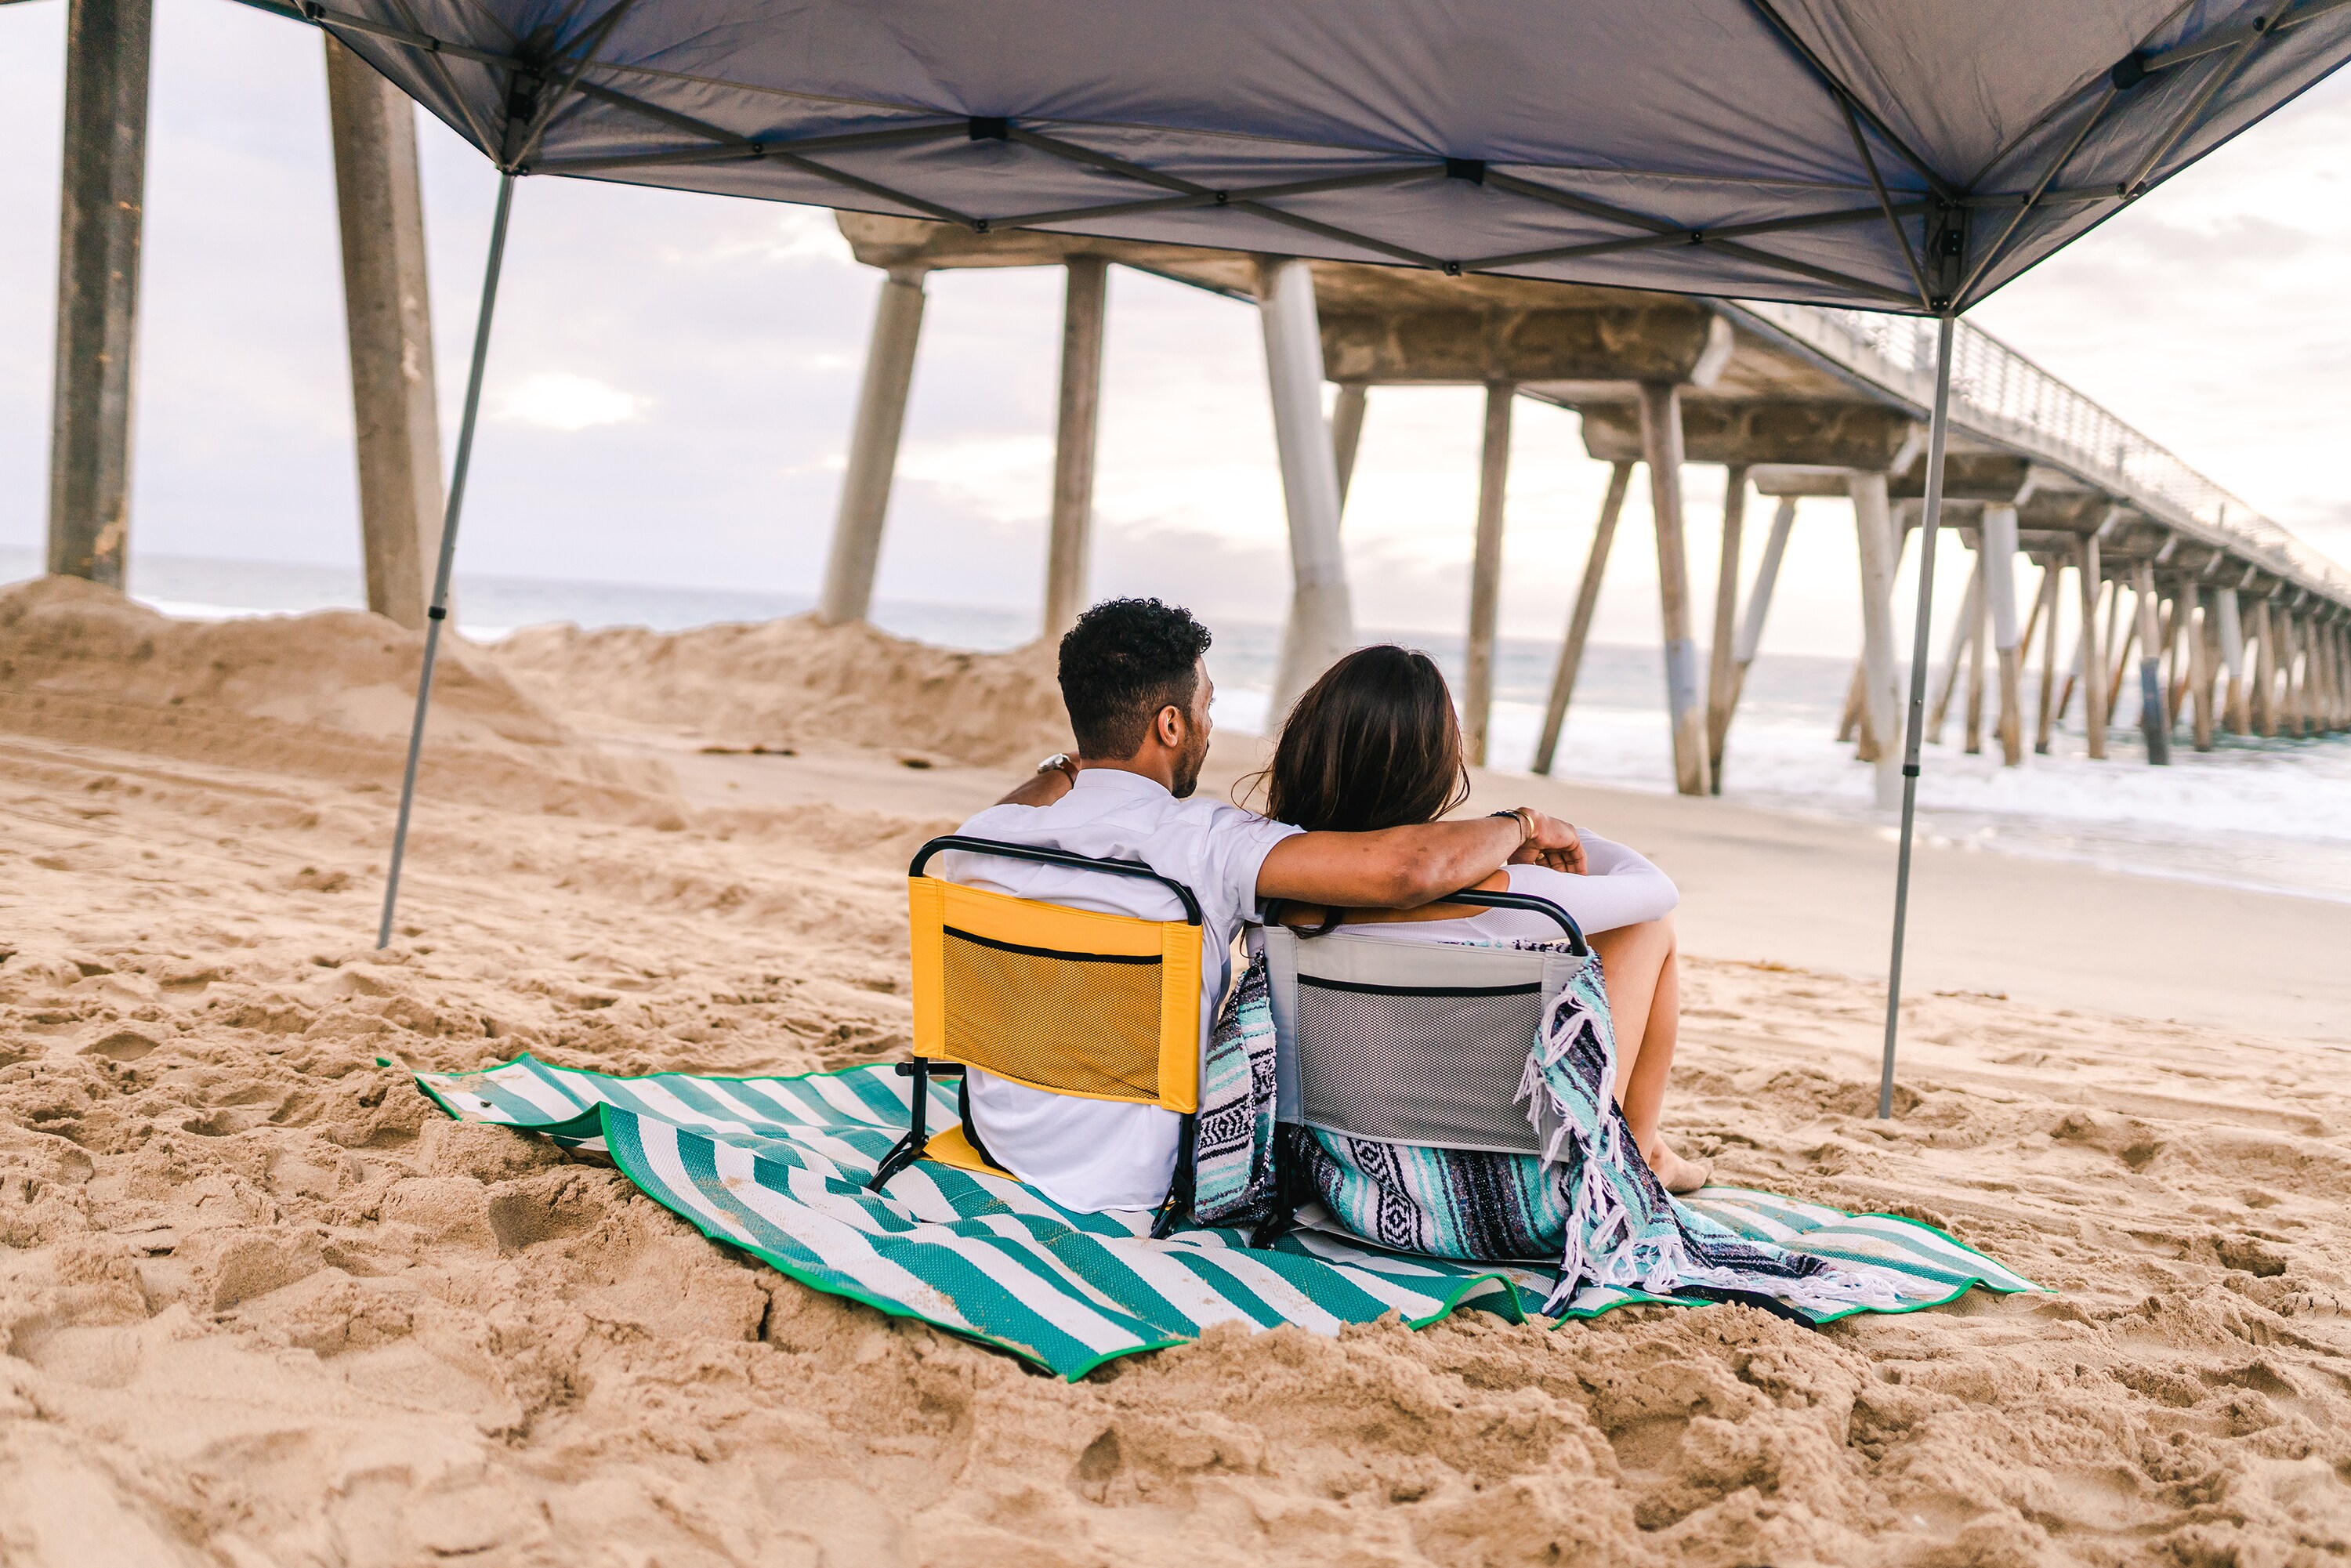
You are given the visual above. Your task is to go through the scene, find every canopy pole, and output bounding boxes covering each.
[1878,313,1956,1119]
[378,172,517,950]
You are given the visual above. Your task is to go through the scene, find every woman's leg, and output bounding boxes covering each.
[1587,918,1708,1193]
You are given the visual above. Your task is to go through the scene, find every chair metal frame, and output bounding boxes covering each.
[869,834,1208,1240]
[1251,886,1589,1248]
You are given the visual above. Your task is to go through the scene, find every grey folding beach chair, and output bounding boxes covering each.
[1254,889,1590,1245]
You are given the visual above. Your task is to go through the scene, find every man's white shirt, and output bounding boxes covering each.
[936,767,1299,1211]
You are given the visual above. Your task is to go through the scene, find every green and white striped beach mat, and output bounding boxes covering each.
[408,1055,2040,1379]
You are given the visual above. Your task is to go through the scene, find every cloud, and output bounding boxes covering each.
[492,372,651,432]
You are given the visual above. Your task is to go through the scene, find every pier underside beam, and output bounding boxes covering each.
[2188,586,2217,751]
[1259,257,1356,716]
[1849,470,1904,809]
[1640,384,1709,798]
[1463,383,1514,766]
[48,0,153,590]
[1929,552,1982,746]
[1983,505,2024,765]
[819,268,929,625]
[2216,587,2248,734]
[326,38,445,631]
[2135,562,2171,765]
[1330,384,1368,512]
[1721,495,1797,766]
[2251,597,2279,737]
[1043,256,1108,640]
[1322,304,1727,386]
[1704,465,1748,792]
[2076,535,2109,760]
[1534,461,1632,776]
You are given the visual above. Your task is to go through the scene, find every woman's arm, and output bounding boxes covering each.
[1509,832,1678,935]
[1256,809,1581,910]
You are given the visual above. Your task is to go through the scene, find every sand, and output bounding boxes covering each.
[5,579,2350,1566]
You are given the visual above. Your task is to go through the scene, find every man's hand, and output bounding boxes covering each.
[991,754,1080,808]
[1509,809,1585,875]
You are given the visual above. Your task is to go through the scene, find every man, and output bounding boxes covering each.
[936,598,1582,1213]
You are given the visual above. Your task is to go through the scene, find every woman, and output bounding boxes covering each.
[1249,644,1708,1255]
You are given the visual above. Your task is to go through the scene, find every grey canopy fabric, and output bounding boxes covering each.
[270,0,2351,312]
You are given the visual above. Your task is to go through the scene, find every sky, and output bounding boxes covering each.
[3,0,2349,660]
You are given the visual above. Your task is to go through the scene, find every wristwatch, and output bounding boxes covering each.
[1037,753,1077,780]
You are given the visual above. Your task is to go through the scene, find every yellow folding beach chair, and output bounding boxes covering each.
[868,834,1207,1237]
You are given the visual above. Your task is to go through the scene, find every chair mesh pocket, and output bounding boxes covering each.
[1294,976,1545,1153]
[940,925,1164,1101]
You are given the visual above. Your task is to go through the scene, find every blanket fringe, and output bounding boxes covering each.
[1516,963,1906,1319]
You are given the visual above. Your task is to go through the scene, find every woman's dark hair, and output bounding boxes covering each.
[1259,645,1469,831]
[1058,597,1213,759]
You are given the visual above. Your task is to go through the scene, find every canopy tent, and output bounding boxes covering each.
[239,0,2351,1113]
[261,0,2351,313]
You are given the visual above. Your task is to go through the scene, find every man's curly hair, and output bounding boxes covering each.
[1057,598,1214,759]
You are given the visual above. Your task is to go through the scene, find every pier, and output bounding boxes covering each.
[817,215,2351,797]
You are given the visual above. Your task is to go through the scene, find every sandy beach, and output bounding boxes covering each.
[5,574,2350,1566]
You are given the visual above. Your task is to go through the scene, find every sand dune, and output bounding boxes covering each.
[491,613,1068,767]
[4,592,2349,1566]
[0,577,678,823]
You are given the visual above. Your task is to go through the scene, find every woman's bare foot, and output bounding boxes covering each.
[1640,1139,1712,1195]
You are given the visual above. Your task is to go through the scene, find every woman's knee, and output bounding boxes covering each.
[1593,914,1675,969]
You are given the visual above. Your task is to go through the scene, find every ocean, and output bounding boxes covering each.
[10,545,2350,906]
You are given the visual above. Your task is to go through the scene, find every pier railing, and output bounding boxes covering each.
[1736,302,2351,603]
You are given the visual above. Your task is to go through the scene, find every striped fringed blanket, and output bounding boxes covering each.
[1197,946,1965,1319]
[406,1052,2039,1381]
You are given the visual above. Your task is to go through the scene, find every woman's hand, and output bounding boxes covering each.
[1508,808,1586,874]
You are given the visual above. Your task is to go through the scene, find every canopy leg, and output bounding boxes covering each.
[1878,314,1956,1121]
[1534,460,1631,775]
[377,172,516,950]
